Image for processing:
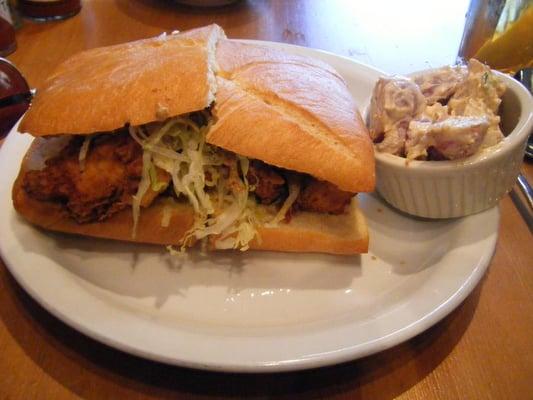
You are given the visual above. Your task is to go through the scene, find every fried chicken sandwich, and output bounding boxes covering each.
[12,25,375,255]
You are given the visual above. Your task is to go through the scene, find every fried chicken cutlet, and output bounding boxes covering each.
[23,133,355,225]
[23,131,170,223]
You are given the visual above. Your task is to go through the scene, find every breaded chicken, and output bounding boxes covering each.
[23,132,169,223]
[247,160,353,214]
[247,160,286,204]
[296,179,354,214]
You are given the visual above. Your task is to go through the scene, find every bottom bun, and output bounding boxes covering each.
[250,199,368,254]
[12,138,368,255]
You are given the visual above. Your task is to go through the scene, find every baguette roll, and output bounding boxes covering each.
[13,25,374,255]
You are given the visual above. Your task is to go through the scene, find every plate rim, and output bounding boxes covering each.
[0,40,498,372]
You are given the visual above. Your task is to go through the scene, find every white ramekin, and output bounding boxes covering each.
[372,71,533,219]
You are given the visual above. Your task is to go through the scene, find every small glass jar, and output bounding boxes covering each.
[0,58,31,138]
[18,0,81,21]
[0,0,16,56]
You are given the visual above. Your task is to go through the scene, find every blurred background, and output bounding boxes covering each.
[1,0,530,78]
[0,0,531,137]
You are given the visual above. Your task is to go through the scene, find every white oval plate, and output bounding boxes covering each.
[0,42,498,372]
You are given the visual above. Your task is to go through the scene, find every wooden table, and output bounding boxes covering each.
[2,1,532,398]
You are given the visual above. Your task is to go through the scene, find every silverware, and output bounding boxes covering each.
[509,68,533,231]
[517,174,533,210]
[515,69,533,160]
[510,177,533,233]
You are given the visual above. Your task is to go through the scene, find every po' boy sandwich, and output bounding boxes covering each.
[12,24,375,255]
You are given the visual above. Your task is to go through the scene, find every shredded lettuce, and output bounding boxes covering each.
[131,150,153,238]
[266,175,301,227]
[128,114,260,250]
[161,203,173,228]
[78,135,93,172]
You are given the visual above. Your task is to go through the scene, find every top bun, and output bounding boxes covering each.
[19,24,225,136]
[18,25,374,192]
[208,40,374,192]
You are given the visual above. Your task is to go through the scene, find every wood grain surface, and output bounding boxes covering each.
[2,1,533,399]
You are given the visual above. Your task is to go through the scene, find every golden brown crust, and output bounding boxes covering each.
[19,24,225,136]
[19,31,374,193]
[209,40,375,193]
[13,138,368,254]
[13,182,367,254]
[12,138,195,244]
[13,182,195,245]
[13,28,374,254]
[216,39,342,78]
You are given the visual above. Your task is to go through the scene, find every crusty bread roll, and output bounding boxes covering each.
[13,138,368,254]
[13,25,374,255]
[210,40,374,193]
[252,199,368,254]
[19,24,226,136]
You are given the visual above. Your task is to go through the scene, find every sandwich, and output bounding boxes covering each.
[12,24,375,255]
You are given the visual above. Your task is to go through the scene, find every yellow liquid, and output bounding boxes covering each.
[474,3,533,73]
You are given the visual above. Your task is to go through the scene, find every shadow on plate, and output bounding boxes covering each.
[0,259,484,399]
[11,212,362,304]
[360,193,498,274]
